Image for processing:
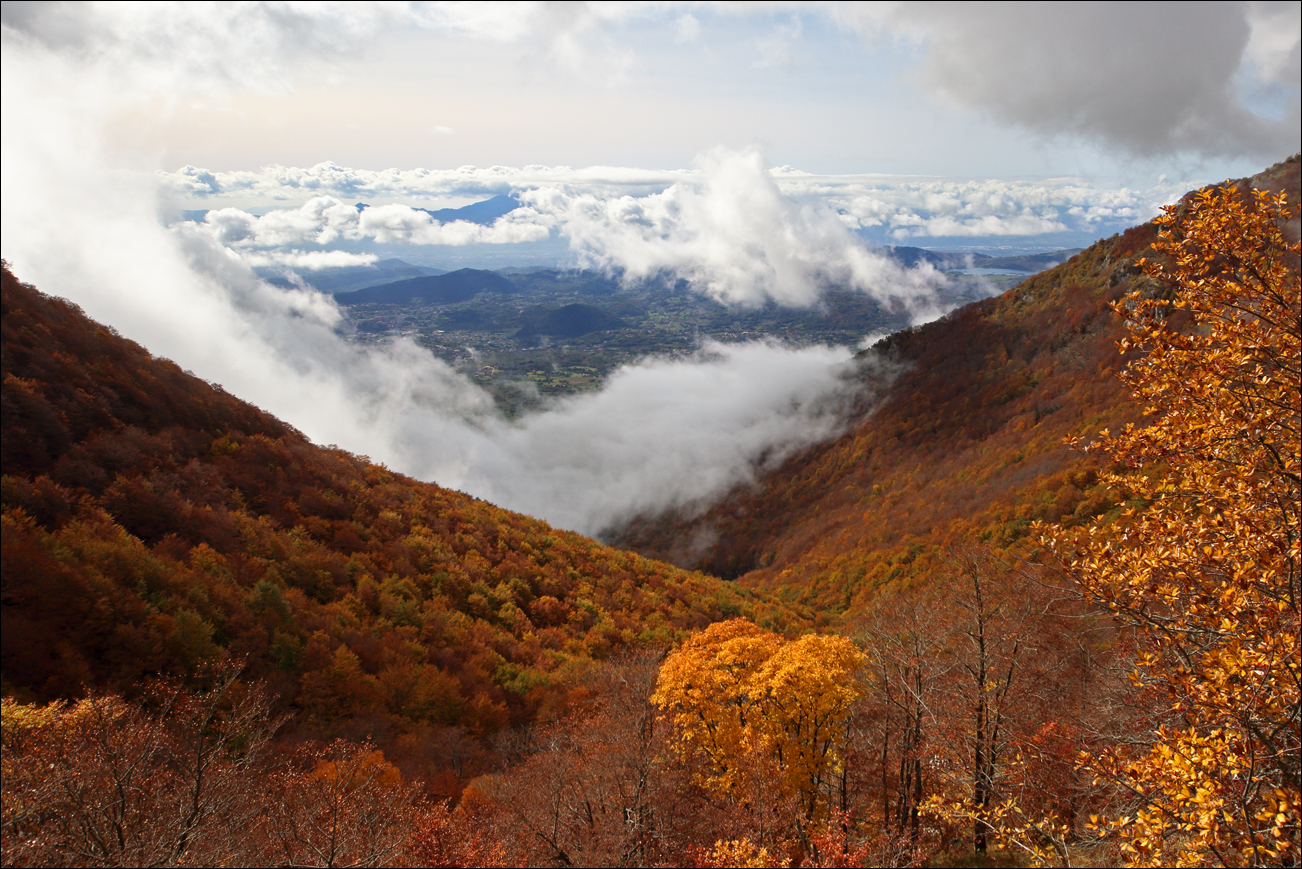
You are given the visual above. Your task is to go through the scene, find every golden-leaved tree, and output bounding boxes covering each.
[1041,183,1300,867]
[651,619,866,826]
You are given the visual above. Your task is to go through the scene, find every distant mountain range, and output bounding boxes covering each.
[333,268,519,305]
[324,245,1077,309]
[417,194,521,225]
[343,194,521,227]
[263,258,442,294]
[883,245,1082,272]
[277,244,1078,300]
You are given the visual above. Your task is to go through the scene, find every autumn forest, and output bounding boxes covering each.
[1,158,1298,867]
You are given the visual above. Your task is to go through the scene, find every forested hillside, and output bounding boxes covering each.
[1,160,1296,868]
[1,263,800,783]
[617,156,1301,621]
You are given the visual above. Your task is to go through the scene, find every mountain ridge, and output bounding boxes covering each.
[0,264,802,774]
[612,155,1301,619]
[334,267,519,305]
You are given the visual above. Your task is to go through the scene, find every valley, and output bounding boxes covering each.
[6,2,1298,863]
[333,264,1029,415]
[2,159,1296,868]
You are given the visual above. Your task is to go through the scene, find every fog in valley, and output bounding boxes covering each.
[3,2,1295,534]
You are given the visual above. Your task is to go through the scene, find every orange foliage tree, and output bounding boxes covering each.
[1041,184,1300,866]
[651,619,867,837]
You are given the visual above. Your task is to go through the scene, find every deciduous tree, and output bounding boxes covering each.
[1041,183,1301,866]
[651,619,867,836]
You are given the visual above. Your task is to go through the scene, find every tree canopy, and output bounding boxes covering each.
[651,619,866,824]
[1042,182,1300,867]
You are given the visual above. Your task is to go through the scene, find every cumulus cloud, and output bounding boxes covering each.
[836,1,1300,160]
[358,204,551,245]
[167,152,958,310]
[192,197,550,251]
[159,161,690,201]
[235,250,379,271]
[525,148,944,307]
[162,160,1198,265]
[782,173,1192,240]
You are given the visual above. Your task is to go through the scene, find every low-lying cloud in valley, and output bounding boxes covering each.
[4,1,1296,536]
[1,26,917,537]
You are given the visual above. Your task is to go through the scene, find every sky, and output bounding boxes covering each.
[2,1,1299,536]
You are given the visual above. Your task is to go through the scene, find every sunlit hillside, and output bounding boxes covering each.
[616,156,1301,621]
[1,264,803,779]
[2,159,1297,867]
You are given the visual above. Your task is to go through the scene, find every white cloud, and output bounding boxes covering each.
[1244,1,1302,86]
[1,20,889,538]
[356,204,551,245]
[784,174,1192,240]
[474,340,880,534]
[159,161,690,201]
[894,213,1068,240]
[189,196,550,249]
[235,249,379,271]
[520,148,944,307]
[674,12,701,45]
[166,151,957,309]
[0,2,399,96]
[161,161,1199,260]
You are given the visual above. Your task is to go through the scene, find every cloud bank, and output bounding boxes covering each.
[176,149,959,309]
[164,159,1198,288]
[524,149,944,307]
[197,198,549,249]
